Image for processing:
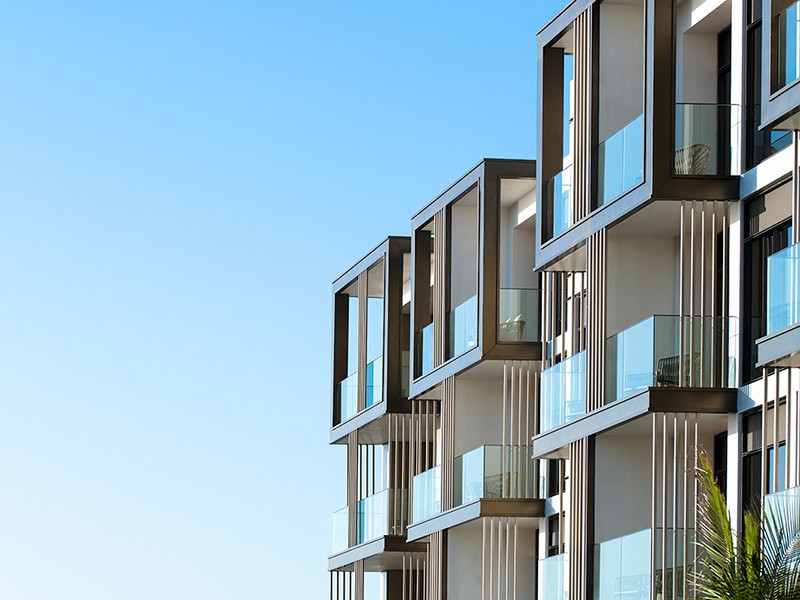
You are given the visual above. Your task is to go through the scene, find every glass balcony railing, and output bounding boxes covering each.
[544,166,573,241]
[411,464,441,523]
[675,103,740,176]
[653,528,695,598]
[337,371,358,423]
[498,289,541,342]
[767,242,800,335]
[605,316,739,404]
[453,445,537,507]
[331,505,348,554]
[776,1,800,90]
[356,489,408,545]
[598,114,644,207]
[538,553,568,600]
[365,355,383,408]
[415,322,434,378]
[448,294,478,359]
[540,351,587,433]
[593,529,651,600]
[764,486,800,519]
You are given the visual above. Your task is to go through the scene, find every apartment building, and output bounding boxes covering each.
[328,0,800,598]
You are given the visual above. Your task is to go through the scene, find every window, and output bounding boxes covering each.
[741,410,762,513]
[713,431,728,498]
[446,186,479,360]
[742,188,792,382]
[745,6,792,169]
[547,513,565,557]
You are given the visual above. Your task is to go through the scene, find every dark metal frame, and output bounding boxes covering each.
[330,236,411,444]
[409,159,542,399]
[535,0,740,271]
[761,0,800,129]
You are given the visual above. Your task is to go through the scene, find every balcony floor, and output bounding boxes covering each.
[532,387,737,459]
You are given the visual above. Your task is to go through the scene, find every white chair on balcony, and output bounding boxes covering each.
[674,143,712,175]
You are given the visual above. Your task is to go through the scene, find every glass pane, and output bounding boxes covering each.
[598,114,644,206]
[499,289,541,342]
[332,506,348,553]
[447,187,479,360]
[538,553,568,600]
[767,242,800,334]
[776,2,800,90]
[593,529,651,600]
[541,351,587,432]
[605,315,739,405]
[544,166,574,241]
[414,220,435,378]
[674,104,740,176]
[356,489,388,544]
[366,260,384,407]
[412,465,441,523]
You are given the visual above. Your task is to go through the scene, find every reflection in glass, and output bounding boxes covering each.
[498,289,541,342]
[605,316,739,404]
[541,351,587,432]
[767,242,800,334]
[598,114,644,206]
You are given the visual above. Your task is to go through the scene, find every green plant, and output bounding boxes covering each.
[695,453,800,599]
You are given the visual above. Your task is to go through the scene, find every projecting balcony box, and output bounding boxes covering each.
[533,315,739,459]
[536,0,741,270]
[760,0,800,130]
[328,488,426,572]
[405,445,544,542]
[757,241,800,368]
[409,159,543,398]
[331,237,412,444]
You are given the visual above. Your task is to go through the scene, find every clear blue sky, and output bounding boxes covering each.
[0,1,563,598]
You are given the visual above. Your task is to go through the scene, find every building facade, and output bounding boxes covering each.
[327,0,800,598]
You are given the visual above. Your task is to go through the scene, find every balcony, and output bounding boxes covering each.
[605,316,738,404]
[411,446,538,525]
[593,529,650,600]
[767,243,800,335]
[776,1,800,91]
[498,289,541,343]
[453,445,537,506]
[412,464,441,523]
[540,351,587,433]
[538,553,568,600]
[543,166,573,242]
[447,294,478,360]
[331,505,348,554]
[674,103,740,177]
[598,114,644,207]
[336,371,358,423]
[356,489,408,545]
